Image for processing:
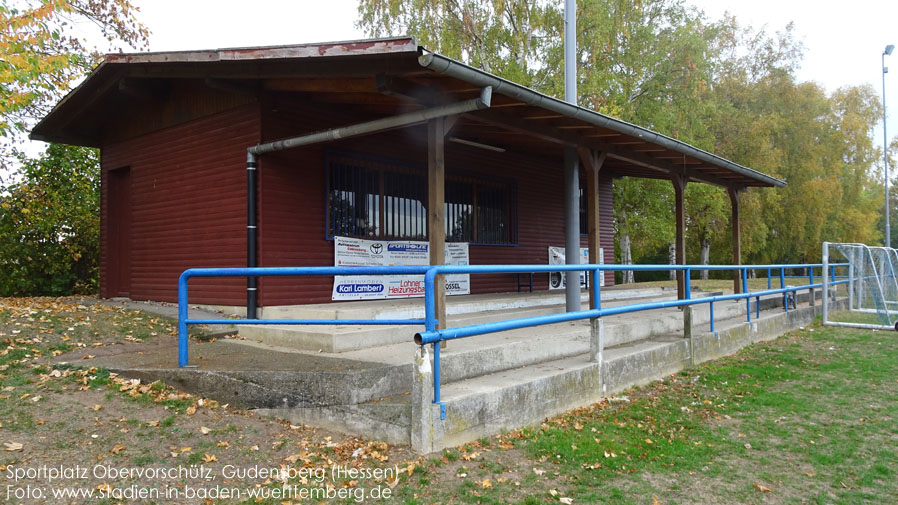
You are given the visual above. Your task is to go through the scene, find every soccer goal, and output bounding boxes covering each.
[822,242,898,331]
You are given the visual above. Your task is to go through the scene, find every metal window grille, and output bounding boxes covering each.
[327,152,517,245]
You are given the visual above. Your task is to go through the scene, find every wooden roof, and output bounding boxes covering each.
[31,36,784,189]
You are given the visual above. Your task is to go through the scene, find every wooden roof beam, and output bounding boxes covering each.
[465,108,735,188]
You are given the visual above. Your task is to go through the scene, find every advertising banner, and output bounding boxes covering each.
[548,246,604,290]
[332,237,470,300]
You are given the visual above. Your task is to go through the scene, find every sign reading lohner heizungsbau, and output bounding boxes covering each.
[332,236,470,300]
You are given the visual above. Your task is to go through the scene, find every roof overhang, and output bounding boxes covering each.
[31,36,784,189]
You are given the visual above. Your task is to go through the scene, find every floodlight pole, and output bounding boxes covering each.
[563,0,581,312]
[884,44,894,248]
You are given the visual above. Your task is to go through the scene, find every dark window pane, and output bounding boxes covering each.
[579,185,587,235]
[328,162,379,238]
[477,185,508,244]
[384,171,426,240]
[445,179,474,242]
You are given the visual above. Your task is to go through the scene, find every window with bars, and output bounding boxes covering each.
[326,152,517,245]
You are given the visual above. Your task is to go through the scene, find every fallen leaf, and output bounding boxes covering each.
[110,445,125,454]
[386,476,400,489]
[91,405,102,411]
[201,454,217,463]
[560,498,574,505]
[4,442,24,452]
[549,489,558,496]
[652,497,662,505]
[805,470,816,477]
[480,479,492,489]
[186,406,197,415]
[533,468,545,476]
[753,483,773,493]
[199,426,211,435]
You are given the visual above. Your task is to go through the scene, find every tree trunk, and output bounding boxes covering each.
[700,237,711,280]
[668,242,677,281]
[620,232,634,284]
[619,209,635,284]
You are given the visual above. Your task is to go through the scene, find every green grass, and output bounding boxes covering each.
[395,323,898,504]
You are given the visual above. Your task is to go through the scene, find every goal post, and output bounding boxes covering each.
[823,242,898,331]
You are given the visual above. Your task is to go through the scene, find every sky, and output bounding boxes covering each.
[54,0,898,154]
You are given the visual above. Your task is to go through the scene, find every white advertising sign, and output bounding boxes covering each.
[548,246,604,290]
[332,236,470,300]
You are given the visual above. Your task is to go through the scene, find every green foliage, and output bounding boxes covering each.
[0,143,99,295]
[0,0,147,137]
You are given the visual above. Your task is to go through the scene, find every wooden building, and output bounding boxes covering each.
[31,37,783,315]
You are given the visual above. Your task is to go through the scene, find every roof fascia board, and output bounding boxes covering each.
[104,37,419,64]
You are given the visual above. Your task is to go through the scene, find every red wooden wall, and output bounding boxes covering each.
[99,103,260,304]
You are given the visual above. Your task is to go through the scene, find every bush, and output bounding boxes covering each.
[0,144,99,295]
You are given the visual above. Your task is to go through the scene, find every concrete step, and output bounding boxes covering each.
[237,289,706,353]
[256,286,671,321]
[431,355,603,450]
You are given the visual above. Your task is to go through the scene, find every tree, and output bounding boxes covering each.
[1,0,147,166]
[0,144,99,295]
[357,0,558,89]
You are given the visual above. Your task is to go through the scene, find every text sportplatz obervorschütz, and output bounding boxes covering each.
[3,463,400,502]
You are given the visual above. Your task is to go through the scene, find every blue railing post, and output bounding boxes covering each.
[809,267,815,306]
[780,267,787,312]
[178,271,190,368]
[767,268,771,289]
[743,267,750,322]
[709,301,715,333]
[423,267,441,405]
[591,268,601,310]
[685,267,691,300]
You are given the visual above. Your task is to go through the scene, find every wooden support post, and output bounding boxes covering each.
[672,171,687,299]
[428,118,447,332]
[728,187,743,294]
[579,148,606,309]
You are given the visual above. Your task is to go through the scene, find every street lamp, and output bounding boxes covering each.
[884,43,894,248]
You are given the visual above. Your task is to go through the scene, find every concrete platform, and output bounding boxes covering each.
[58,286,836,452]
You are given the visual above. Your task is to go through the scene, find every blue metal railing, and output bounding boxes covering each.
[176,266,430,367]
[177,263,849,409]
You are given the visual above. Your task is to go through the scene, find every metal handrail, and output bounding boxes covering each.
[176,266,431,367]
[176,263,849,409]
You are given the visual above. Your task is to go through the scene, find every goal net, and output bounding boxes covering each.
[823,242,898,330]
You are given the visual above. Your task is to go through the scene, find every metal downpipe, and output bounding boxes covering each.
[248,87,492,156]
[246,152,258,319]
